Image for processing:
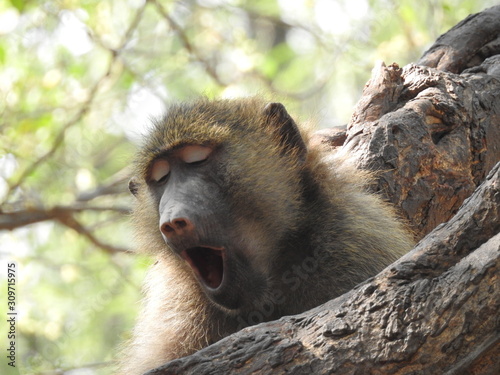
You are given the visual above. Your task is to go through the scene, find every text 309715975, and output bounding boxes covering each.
[6,263,16,368]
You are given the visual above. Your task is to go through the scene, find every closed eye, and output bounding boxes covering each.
[181,145,213,164]
[186,158,208,166]
[150,159,170,184]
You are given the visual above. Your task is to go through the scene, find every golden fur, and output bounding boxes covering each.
[118,98,413,374]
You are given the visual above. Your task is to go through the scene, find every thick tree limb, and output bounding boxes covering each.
[327,10,500,238]
[418,5,500,73]
[341,58,500,239]
[323,6,500,240]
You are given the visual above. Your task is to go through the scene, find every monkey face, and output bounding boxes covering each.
[130,99,308,313]
[138,143,269,311]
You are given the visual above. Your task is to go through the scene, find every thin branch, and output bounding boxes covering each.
[151,0,350,101]
[84,1,146,54]
[0,204,131,231]
[77,166,132,202]
[0,203,133,254]
[56,212,131,254]
[152,0,226,86]
[2,4,147,206]
[2,66,113,206]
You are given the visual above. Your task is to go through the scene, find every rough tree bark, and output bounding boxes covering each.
[147,6,500,375]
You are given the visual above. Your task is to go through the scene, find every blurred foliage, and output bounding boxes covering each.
[0,0,495,373]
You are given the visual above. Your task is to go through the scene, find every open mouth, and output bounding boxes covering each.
[181,247,224,289]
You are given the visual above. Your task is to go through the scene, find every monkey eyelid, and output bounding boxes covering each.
[180,145,213,164]
[149,159,170,184]
[147,145,213,183]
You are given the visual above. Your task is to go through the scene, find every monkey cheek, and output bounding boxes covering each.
[206,259,268,312]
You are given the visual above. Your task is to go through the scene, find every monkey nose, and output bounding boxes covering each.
[160,218,194,239]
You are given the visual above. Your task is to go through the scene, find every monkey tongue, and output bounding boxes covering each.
[182,247,224,289]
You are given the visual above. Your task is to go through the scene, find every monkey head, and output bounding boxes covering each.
[129,98,308,314]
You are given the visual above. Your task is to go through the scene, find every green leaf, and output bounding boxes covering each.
[9,0,25,12]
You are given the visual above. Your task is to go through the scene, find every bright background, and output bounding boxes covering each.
[0,0,495,374]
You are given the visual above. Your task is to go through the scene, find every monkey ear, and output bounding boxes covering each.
[128,178,140,197]
[263,102,307,162]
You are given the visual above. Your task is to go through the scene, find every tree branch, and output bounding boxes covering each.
[418,5,500,73]
[1,3,147,206]
[0,204,130,230]
[56,213,131,255]
[152,0,226,87]
[0,204,131,254]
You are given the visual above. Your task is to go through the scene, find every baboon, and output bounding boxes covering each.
[119,98,413,374]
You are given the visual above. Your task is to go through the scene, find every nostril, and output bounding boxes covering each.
[160,218,193,238]
[161,223,175,234]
